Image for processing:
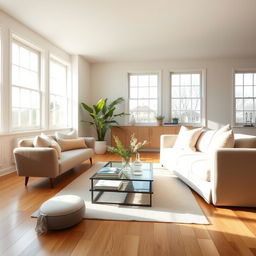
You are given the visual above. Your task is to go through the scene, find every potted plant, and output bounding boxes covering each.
[172,117,179,124]
[156,115,164,126]
[81,97,127,154]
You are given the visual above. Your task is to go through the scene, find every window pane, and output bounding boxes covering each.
[244,86,253,97]
[192,74,200,85]
[149,75,157,86]
[236,99,243,110]
[138,75,148,87]
[244,73,253,86]
[20,47,30,69]
[12,43,19,65]
[192,86,200,98]
[235,73,243,86]
[171,74,180,86]
[138,87,149,98]
[149,87,157,98]
[235,86,243,97]
[128,73,159,123]
[11,41,41,130]
[130,87,137,98]
[244,99,253,110]
[236,111,244,123]
[50,95,68,127]
[171,72,202,124]
[129,75,137,87]
[180,74,191,86]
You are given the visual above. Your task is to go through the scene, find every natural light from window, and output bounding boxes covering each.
[128,73,159,123]
[234,72,256,125]
[171,72,202,124]
[49,59,69,128]
[11,41,41,130]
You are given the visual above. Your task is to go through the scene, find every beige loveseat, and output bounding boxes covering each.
[160,131,256,207]
[13,136,95,187]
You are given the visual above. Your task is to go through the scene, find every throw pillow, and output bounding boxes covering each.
[173,126,203,151]
[41,133,62,159]
[33,136,51,148]
[196,130,217,152]
[55,130,77,140]
[208,129,235,151]
[57,138,87,151]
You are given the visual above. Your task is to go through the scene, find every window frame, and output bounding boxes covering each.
[10,38,42,132]
[49,56,71,129]
[232,69,256,127]
[169,69,206,126]
[127,71,162,125]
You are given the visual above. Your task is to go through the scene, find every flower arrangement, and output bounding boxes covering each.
[107,134,148,165]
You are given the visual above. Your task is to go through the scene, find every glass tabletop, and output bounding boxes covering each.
[90,161,153,181]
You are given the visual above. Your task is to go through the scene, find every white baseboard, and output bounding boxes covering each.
[0,165,15,176]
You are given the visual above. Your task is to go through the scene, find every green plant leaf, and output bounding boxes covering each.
[81,103,93,113]
[109,97,124,109]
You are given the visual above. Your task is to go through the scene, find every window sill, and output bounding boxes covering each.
[0,127,72,138]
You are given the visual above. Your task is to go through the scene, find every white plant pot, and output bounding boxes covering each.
[95,141,107,154]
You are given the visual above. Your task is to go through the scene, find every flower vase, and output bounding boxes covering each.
[122,157,132,177]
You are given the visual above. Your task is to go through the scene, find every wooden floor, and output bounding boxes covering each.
[0,152,256,256]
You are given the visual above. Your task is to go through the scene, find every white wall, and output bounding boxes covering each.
[0,11,72,175]
[72,55,91,137]
[91,58,256,135]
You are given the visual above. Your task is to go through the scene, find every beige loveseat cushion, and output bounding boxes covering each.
[55,130,77,140]
[58,138,87,152]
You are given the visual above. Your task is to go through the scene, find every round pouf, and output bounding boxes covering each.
[36,195,85,233]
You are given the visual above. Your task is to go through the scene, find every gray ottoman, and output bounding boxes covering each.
[36,195,85,234]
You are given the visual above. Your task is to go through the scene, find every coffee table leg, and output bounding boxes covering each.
[91,179,94,203]
[149,181,152,206]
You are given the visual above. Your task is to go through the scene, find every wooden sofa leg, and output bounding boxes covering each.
[90,158,92,166]
[49,178,54,188]
[25,177,29,186]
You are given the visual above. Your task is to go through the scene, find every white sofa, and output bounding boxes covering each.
[160,131,256,207]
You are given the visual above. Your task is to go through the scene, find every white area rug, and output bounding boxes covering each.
[32,162,209,224]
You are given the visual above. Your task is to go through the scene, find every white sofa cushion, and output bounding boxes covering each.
[173,126,203,152]
[56,130,77,140]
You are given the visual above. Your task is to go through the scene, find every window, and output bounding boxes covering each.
[170,72,202,124]
[11,40,41,130]
[128,73,159,123]
[234,72,256,125]
[49,58,70,128]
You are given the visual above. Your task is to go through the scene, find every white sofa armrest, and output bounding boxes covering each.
[160,134,177,149]
[211,148,256,207]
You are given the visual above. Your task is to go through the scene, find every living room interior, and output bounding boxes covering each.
[0,0,256,255]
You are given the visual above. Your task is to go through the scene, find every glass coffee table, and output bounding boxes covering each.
[90,161,154,207]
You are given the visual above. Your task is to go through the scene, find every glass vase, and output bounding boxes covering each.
[122,157,132,177]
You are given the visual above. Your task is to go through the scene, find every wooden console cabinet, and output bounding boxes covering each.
[111,126,182,150]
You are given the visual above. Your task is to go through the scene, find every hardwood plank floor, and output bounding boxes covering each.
[0,152,255,256]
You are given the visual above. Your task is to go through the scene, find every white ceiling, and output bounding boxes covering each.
[0,0,256,63]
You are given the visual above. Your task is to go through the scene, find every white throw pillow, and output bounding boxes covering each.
[173,126,203,152]
[208,129,235,151]
[55,130,77,140]
[33,136,51,148]
[196,130,217,152]
[41,133,62,158]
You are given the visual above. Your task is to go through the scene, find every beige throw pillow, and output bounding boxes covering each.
[55,130,77,140]
[41,133,62,159]
[173,126,203,151]
[57,138,87,151]
[196,130,216,152]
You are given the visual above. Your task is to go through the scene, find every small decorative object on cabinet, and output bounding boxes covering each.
[129,114,136,126]
[172,117,179,124]
[156,115,164,126]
